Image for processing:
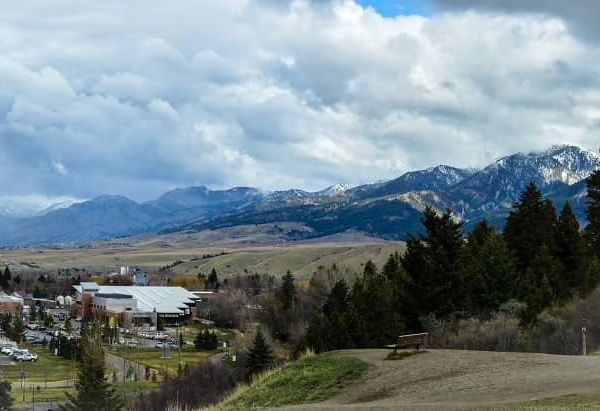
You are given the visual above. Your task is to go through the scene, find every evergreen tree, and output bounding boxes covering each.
[401,206,465,328]
[503,182,557,272]
[0,380,13,411]
[460,220,518,312]
[279,270,296,311]
[59,321,123,411]
[348,262,404,347]
[194,330,218,350]
[0,267,10,290]
[518,245,563,323]
[586,168,600,257]
[305,279,351,353]
[64,318,73,335]
[245,329,275,381]
[362,260,378,278]
[381,251,411,322]
[555,202,587,299]
[206,268,219,290]
[9,315,25,344]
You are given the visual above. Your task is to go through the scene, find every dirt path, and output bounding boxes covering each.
[273,349,600,410]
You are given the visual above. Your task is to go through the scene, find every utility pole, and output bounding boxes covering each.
[582,326,587,355]
[177,321,181,366]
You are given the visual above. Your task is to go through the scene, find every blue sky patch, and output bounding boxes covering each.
[356,0,432,17]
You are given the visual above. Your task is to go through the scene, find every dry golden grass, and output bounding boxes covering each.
[0,233,404,280]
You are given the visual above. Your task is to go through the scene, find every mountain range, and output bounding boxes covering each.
[0,144,598,246]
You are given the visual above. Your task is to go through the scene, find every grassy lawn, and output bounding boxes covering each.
[108,325,236,377]
[1,348,77,385]
[211,351,369,410]
[109,345,215,377]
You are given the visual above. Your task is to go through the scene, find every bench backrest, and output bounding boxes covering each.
[397,333,428,345]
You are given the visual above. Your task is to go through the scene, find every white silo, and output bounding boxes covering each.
[56,295,65,307]
[64,295,73,306]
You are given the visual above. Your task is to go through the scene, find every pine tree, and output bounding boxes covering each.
[0,267,9,290]
[207,268,219,290]
[0,380,13,411]
[349,262,404,347]
[586,168,600,257]
[59,321,123,411]
[401,206,465,328]
[555,202,587,299]
[246,329,275,381]
[279,270,296,311]
[460,220,518,312]
[518,245,563,323]
[503,182,557,272]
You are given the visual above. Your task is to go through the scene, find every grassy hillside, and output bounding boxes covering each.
[207,349,600,411]
[207,351,369,411]
[0,232,404,280]
[168,242,404,280]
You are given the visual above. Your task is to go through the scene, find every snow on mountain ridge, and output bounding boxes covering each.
[0,195,86,218]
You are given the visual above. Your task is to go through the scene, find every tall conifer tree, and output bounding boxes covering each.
[59,322,123,411]
[503,181,557,272]
[401,206,465,327]
[586,168,600,256]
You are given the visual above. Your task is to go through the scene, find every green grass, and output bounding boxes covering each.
[109,346,214,377]
[211,351,369,410]
[483,393,600,410]
[4,346,165,407]
[1,348,77,384]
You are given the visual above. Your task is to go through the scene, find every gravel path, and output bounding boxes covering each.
[273,349,600,410]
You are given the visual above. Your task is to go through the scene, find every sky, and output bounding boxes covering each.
[1,0,600,210]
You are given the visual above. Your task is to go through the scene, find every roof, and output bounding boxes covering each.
[0,291,23,304]
[94,293,133,299]
[80,282,100,291]
[73,283,197,315]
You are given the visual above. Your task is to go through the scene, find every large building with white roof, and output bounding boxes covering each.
[73,282,199,327]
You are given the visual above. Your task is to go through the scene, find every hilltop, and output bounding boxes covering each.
[215,349,600,411]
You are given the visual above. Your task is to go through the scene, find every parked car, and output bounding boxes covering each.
[11,349,29,360]
[1,346,15,355]
[15,352,37,362]
[31,337,46,346]
[23,332,37,341]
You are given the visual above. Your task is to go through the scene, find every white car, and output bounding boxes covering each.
[11,349,28,359]
[15,352,37,362]
[1,346,15,355]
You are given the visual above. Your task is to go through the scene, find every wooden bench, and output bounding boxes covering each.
[385,332,429,352]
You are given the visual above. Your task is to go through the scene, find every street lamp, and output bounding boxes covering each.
[20,367,25,401]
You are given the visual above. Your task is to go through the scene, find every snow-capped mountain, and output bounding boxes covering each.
[0,195,85,218]
[0,144,597,246]
[315,183,354,196]
[447,145,600,219]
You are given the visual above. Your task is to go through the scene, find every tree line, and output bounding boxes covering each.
[283,172,600,354]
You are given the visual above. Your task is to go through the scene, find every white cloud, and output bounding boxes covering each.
[0,0,599,204]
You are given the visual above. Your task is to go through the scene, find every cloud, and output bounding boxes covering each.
[430,0,600,40]
[0,0,599,205]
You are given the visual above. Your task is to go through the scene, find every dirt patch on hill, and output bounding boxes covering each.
[274,349,600,410]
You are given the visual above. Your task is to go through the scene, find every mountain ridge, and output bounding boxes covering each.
[0,144,597,246]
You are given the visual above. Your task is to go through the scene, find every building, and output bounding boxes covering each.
[0,291,23,315]
[72,282,198,327]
